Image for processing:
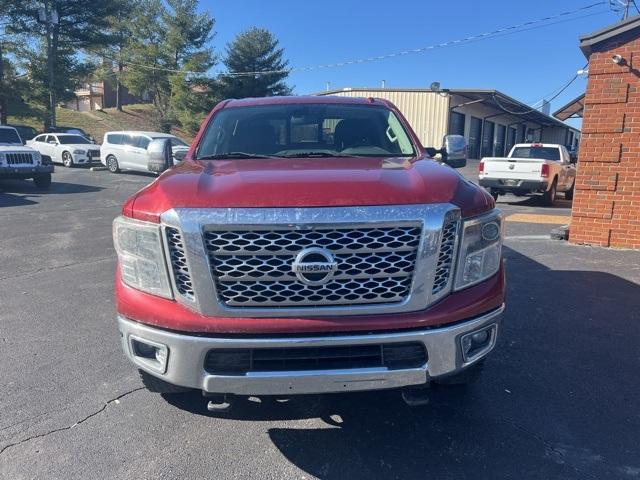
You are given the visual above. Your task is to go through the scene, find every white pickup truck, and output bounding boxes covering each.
[0,126,53,189]
[479,143,576,206]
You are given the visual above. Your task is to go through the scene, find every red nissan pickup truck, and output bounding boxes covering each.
[113,96,505,409]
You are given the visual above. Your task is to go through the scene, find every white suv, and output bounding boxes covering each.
[100,131,189,173]
[0,126,53,189]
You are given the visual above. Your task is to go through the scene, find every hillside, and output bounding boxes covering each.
[8,104,192,144]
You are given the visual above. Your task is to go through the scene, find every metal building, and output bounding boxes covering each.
[316,88,581,159]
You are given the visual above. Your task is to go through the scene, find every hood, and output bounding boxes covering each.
[124,156,494,222]
[0,145,38,153]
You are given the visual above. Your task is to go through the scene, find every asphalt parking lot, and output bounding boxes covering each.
[1,165,639,479]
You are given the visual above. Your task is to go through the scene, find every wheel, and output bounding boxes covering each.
[138,369,190,394]
[33,173,52,189]
[106,155,120,173]
[435,361,484,386]
[542,178,557,206]
[565,181,574,200]
[62,151,74,168]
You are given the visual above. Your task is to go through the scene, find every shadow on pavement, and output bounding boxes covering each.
[0,180,104,207]
[496,194,572,209]
[164,246,640,479]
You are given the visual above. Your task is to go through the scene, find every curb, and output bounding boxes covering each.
[550,225,570,241]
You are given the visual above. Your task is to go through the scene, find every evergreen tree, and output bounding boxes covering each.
[0,0,124,128]
[121,0,216,133]
[220,27,292,99]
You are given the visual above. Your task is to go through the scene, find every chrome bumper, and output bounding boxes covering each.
[117,305,504,395]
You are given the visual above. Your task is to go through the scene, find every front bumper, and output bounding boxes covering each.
[117,305,504,395]
[479,177,547,193]
[0,164,54,178]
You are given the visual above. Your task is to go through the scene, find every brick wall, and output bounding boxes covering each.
[570,36,640,249]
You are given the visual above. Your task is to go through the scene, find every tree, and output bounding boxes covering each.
[97,0,136,111]
[219,27,292,99]
[121,0,216,133]
[0,0,124,128]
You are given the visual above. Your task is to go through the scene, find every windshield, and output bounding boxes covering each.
[196,104,416,159]
[511,146,560,161]
[58,135,92,145]
[0,128,22,145]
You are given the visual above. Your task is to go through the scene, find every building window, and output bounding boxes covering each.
[468,117,482,159]
[448,111,465,136]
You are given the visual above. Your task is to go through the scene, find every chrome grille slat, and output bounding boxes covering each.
[204,226,421,308]
[210,250,416,282]
[165,227,195,300]
[432,217,459,295]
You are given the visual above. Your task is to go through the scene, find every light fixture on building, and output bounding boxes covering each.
[612,54,625,65]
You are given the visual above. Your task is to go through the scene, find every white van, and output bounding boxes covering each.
[100,131,190,173]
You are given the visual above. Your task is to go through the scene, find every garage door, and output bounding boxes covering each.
[481,121,495,158]
[448,112,465,136]
[468,117,482,159]
[494,124,506,156]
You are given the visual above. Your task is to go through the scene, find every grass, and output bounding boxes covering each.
[8,103,192,144]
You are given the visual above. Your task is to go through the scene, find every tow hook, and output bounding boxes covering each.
[204,393,233,412]
[401,384,430,407]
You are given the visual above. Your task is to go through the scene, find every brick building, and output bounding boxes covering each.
[563,17,640,248]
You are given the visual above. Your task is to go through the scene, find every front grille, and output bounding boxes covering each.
[6,153,34,165]
[165,227,194,299]
[432,217,459,294]
[204,226,422,307]
[204,342,427,375]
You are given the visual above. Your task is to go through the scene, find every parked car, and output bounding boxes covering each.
[27,133,101,167]
[100,131,189,173]
[0,126,53,188]
[8,124,39,143]
[47,126,96,143]
[113,96,505,410]
[479,143,576,206]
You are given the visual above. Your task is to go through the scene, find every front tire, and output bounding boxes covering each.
[542,178,557,207]
[106,155,120,173]
[33,173,52,189]
[62,151,74,168]
[565,181,574,200]
[139,369,190,394]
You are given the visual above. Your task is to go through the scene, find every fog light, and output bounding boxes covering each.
[130,336,169,374]
[460,325,496,363]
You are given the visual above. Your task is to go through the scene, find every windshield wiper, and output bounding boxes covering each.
[197,152,277,160]
[277,151,358,158]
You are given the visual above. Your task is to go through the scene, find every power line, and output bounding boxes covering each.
[491,66,587,116]
[95,2,608,77]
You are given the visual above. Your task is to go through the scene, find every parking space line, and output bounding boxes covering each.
[505,213,570,225]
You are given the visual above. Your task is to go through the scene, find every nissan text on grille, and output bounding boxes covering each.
[113,96,505,410]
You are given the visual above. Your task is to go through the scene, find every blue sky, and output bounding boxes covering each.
[205,0,624,126]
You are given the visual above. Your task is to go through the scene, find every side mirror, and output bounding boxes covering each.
[147,138,172,174]
[442,134,467,168]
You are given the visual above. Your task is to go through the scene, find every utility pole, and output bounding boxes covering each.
[0,39,5,125]
[38,4,59,130]
[624,0,630,19]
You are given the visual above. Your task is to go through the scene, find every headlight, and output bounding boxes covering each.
[73,149,86,154]
[113,216,173,298]
[454,210,503,290]
[32,151,41,164]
